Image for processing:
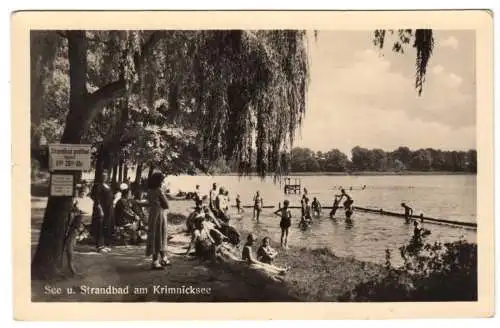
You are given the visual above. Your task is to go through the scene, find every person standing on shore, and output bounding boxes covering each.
[90,170,114,253]
[253,191,264,222]
[215,187,229,222]
[146,172,170,270]
[209,183,217,213]
[401,202,414,224]
[194,184,202,207]
[274,200,292,248]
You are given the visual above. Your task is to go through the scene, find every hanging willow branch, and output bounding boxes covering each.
[374,29,434,96]
[413,29,434,96]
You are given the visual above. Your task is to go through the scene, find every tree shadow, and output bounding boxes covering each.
[31,182,49,197]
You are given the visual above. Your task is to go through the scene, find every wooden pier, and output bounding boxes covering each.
[283,177,301,194]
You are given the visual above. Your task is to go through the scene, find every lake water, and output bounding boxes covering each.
[165,174,477,265]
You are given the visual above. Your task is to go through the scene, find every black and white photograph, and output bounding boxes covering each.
[12,10,494,320]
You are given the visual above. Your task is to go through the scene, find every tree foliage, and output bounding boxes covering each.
[374,29,434,95]
[283,146,476,173]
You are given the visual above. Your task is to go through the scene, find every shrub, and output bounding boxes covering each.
[339,225,477,301]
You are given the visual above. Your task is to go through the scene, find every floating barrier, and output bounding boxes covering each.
[189,202,477,230]
[352,206,477,229]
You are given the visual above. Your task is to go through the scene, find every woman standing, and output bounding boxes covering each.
[146,172,170,270]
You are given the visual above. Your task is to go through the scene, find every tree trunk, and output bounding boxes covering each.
[94,146,105,184]
[123,165,129,182]
[147,165,155,181]
[135,161,143,184]
[31,31,165,280]
[31,31,89,279]
[112,163,119,186]
[118,159,123,183]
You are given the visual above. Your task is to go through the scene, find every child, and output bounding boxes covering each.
[242,234,288,277]
[257,237,278,264]
[274,200,292,248]
[303,197,312,223]
[299,198,312,229]
[340,189,353,210]
[311,197,322,217]
[236,194,242,213]
[330,195,340,219]
[64,187,91,275]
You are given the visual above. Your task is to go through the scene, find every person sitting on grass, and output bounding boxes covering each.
[257,237,278,264]
[311,197,322,217]
[242,234,288,277]
[114,186,144,244]
[185,217,217,262]
[186,204,205,234]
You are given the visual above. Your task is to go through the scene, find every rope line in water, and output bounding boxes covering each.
[222,204,477,230]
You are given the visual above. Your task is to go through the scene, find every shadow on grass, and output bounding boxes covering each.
[31,182,49,197]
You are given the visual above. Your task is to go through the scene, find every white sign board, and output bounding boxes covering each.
[50,174,74,196]
[48,144,91,171]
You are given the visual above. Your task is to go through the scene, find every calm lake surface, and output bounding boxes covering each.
[165,174,477,265]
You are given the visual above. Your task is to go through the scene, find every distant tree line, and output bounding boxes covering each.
[287,146,477,173]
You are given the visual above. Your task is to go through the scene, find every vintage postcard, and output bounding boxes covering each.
[12,10,494,320]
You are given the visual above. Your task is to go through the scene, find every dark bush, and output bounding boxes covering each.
[339,225,477,302]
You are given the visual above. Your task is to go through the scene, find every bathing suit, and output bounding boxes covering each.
[279,208,292,229]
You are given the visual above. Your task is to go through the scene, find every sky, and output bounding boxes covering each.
[293,30,476,156]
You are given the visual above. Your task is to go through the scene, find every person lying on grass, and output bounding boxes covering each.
[257,237,278,264]
[242,234,288,276]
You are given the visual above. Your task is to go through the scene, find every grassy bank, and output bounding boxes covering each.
[272,247,385,301]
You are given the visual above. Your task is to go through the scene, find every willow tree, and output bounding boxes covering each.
[31,30,310,279]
